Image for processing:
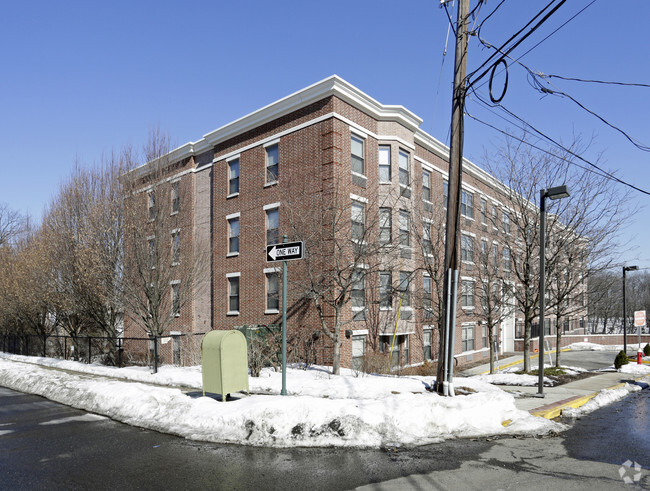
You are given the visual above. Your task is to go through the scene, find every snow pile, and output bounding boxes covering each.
[0,354,562,448]
[563,383,643,418]
[619,362,650,375]
[566,342,609,351]
[472,372,552,387]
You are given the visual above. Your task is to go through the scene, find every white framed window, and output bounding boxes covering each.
[502,210,511,234]
[351,134,365,176]
[460,190,474,219]
[481,239,489,270]
[228,158,240,196]
[378,145,391,182]
[461,279,474,308]
[266,207,279,246]
[352,335,366,370]
[379,207,392,245]
[423,222,432,255]
[171,181,180,214]
[148,191,156,221]
[171,230,180,266]
[350,269,366,309]
[148,237,156,269]
[423,329,433,360]
[398,150,410,188]
[399,271,411,308]
[380,272,392,309]
[492,204,498,230]
[492,243,499,269]
[461,234,474,263]
[399,210,410,247]
[503,247,512,272]
[423,274,433,319]
[227,274,240,315]
[422,169,432,202]
[228,216,240,255]
[462,323,475,351]
[443,180,449,209]
[266,143,279,184]
[351,201,365,242]
[480,198,487,225]
[265,271,279,312]
[171,280,181,317]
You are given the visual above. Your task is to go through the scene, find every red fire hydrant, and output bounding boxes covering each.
[638,348,643,365]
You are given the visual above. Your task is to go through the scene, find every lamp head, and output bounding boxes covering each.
[546,185,570,200]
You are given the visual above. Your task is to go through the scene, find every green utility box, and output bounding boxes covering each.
[201,330,249,401]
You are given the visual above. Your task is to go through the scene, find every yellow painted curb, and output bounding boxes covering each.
[530,376,649,420]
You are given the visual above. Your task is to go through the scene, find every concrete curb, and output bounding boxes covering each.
[477,348,571,375]
[529,374,650,419]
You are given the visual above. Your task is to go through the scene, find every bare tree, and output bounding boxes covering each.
[485,134,634,371]
[282,172,401,375]
[0,203,25,247]
[121,130,208,350]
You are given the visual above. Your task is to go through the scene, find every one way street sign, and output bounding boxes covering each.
[266,241,304,262]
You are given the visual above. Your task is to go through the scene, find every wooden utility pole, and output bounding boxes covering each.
[436,0,470,395]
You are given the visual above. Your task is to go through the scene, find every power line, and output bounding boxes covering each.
[466,0,567,88]
[465,94,650,196]
[543,74,650,89]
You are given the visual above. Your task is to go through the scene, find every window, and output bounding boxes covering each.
[482,324,488,348]
[503,247,511,272]
[460,190,474,219]
[266,272,279,312]
[228,276,240,314]
[148,238,155,269]
[148,192,156,220]
[492,204,498,229]
[481,240,489,270]
[422,169,431,202]
[399,210,410,247]
[352,335,366,371]
[403,336,410,365]
[266,208,279,246]
[228,158,239,195]
[379,207,392,245]
[228,216,240,254]
[492,243,499,269]
[443,180,449,208]
[423,222,432,255]
[171,282,181,317]
[423,274,433,319]
[350,270,365,309]
[266,144,279,183]
[398,150,410,187]
[423,329,432,360]
[480,198,487,225]
[399,272,411,307]
[351,201,365,242]
[351,135,365,175]
[171,230,180,265]
[502,211,511,234]
[171,181,180,214]
[461,280,474,308]
[380,272,392,309]
[462,324,474,351]
[461,235,474,263]
[378,145,391,182]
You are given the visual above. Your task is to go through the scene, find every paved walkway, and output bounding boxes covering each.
[460,353,650,418]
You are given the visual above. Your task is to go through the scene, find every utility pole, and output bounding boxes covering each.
[436,0,470,396]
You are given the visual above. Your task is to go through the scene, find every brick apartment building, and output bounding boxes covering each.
[124,75,586,369]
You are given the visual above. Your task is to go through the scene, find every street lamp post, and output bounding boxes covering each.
[622,265,638,355]
[537,185,570,397]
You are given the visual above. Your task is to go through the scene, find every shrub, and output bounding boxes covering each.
[644,343,650,357]
[614,350,629,370]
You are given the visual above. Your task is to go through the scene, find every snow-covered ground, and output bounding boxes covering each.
[0,352,562,448]
[563,383,643,418]
[567,341,648,352]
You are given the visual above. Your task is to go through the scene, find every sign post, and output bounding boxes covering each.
[634,310,646,350]
[267,238,304,395]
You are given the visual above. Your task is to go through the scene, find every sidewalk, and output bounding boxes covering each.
[460,353,650,419]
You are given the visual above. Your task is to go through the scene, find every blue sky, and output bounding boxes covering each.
[1,0,648,270]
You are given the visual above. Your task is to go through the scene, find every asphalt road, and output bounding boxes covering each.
[2,381,649,490]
